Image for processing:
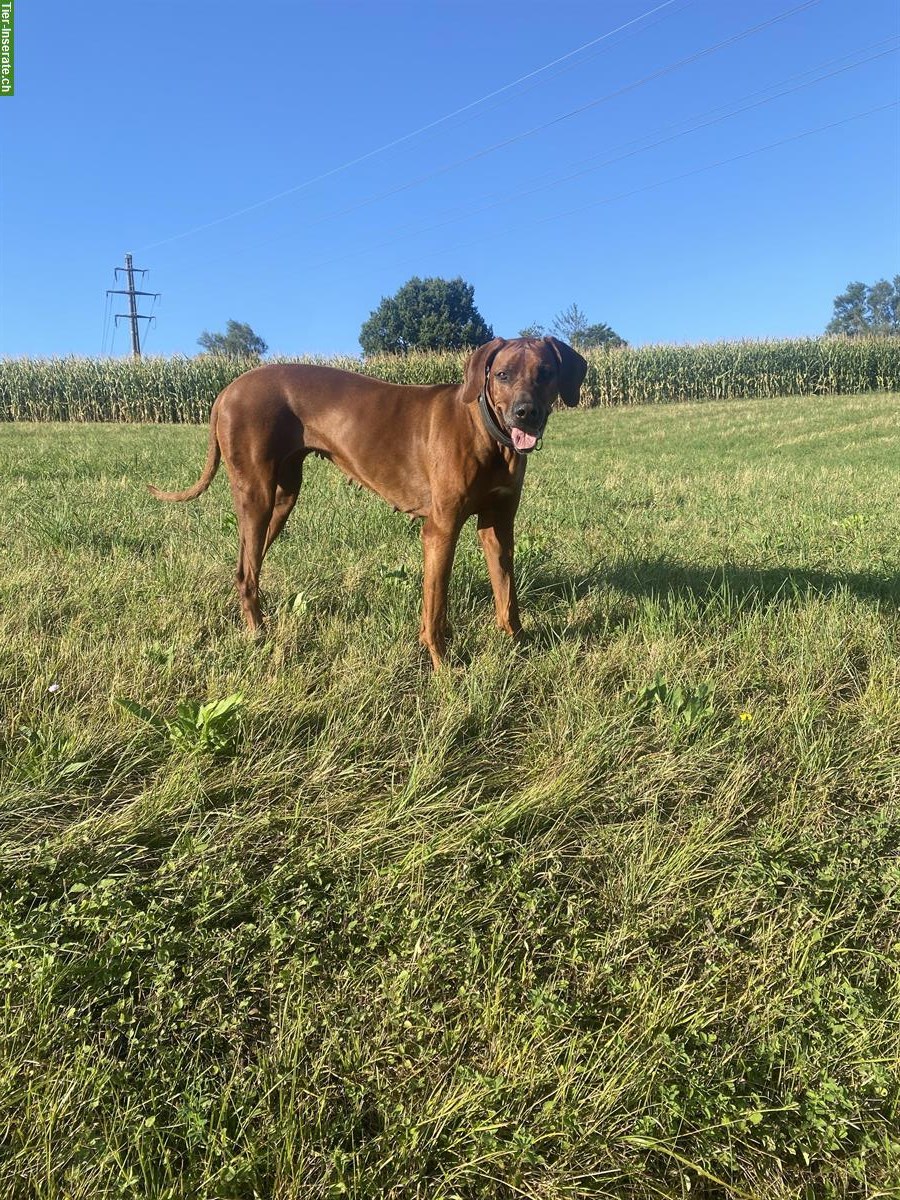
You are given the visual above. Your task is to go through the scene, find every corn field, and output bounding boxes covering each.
[1,337,898,422]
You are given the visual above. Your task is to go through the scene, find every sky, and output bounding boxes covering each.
[0,0,898,358]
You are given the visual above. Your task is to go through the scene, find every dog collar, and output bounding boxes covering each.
[478,389,517,452]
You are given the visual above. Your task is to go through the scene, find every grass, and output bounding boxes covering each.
[1,393,899,1198]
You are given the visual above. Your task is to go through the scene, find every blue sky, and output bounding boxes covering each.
[1,0,898,358]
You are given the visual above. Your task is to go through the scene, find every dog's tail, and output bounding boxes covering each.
[148,401,221,502]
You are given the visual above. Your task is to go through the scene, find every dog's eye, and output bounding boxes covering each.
[495,370,508,381]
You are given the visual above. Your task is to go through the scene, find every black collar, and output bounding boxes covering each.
[478,389,517,452]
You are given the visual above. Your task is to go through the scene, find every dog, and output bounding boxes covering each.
[149,336,587,668]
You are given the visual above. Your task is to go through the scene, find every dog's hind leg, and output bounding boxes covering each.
[230,468,277,633]
[264,453,304,554]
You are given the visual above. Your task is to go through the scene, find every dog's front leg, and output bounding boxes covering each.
[477,505,521,639]
[419,516,462,669]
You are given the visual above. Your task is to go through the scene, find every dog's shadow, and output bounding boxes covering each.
[504,557,900,651]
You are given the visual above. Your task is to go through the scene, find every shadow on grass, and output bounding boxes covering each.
[84,530,166,557]
[524,557,900,607]
[30,525,167,557]
[625,558,896,604]
[507,557,900,653]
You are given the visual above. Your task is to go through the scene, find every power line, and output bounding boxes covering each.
[101,284,113,356]
[416,0,699,140]
[544,101,899,228]
[209,0,826,262]
[140,293,160,354]
[297,40,897,273]
[135,0,689,252]
[492,39,900,199]
[334,100,898,281]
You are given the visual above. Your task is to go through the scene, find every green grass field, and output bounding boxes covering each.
[1,394,899,1199]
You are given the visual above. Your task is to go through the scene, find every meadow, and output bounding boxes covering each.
[1,392,899,1198]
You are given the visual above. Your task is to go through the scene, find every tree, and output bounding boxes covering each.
[551,303,626,349]
[551,302,590,345]
[359,276,493,355]
[518,322,546,338]
[826,278,900,336]
[576,322,627,349]
[197,320,268,357]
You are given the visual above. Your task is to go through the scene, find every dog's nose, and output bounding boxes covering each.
[513,401,533,423]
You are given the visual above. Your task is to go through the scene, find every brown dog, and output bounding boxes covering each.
[149,336,587,668]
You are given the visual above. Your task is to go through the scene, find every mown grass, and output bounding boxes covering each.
[1,394,899,1199]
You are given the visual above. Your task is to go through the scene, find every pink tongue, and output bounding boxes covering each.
[511,428,538,452]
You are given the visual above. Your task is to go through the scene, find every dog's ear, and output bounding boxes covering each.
[463,337,507,399]
[544,337,588,408]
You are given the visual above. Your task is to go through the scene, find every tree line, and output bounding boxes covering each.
[197,277,624,358]
[197,274,900,358]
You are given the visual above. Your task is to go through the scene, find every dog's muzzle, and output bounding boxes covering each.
[478,390,544,454]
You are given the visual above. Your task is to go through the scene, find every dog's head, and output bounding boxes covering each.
[464,336,588,453]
